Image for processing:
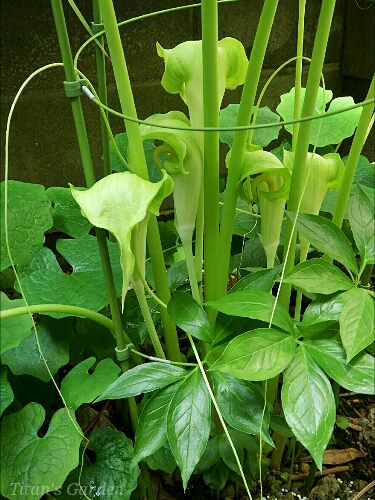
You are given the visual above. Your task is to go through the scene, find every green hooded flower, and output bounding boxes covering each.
[283,151,344,215]
[71,171,173,309]
[227,147,292,268]
[157,38,248,132]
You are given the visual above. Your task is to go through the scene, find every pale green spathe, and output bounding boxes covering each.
[71,171,173,308]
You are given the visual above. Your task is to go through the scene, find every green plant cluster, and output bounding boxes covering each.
[1,1,374,499]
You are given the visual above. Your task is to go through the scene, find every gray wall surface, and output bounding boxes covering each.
[1,0,373,194]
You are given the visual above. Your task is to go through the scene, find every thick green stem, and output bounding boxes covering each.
[278,0,338,309]
[51,0,129,355]
[217,0,279,299]
[331,75,374,229]
[92,0,111,178]
[98,0,180,361]
[147,218,181,362]
[292,0,306,150]
[181,234,201,303]
[201,0,220,319]
[132,279,166,360]
[270,434,287,470]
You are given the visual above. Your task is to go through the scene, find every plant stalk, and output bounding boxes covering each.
[201,0,220,319]
[331,75,374,229]
[51,0,130,357]
[278,0,338,309]
[98,0,180,361]
[292,0,307,150]
[216,0,279,299]
[92,0,112,178]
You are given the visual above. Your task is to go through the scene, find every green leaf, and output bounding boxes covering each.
[304,339,375,395]
[194,436,220,473]
[60,357,120,411]
[210,328,295,380]
[167,369,211,490]
[59,428,138,500]
[134,382,181,463]
[0,292,34,354]
[45,187,93,238]
[277,87,361,146]
[339,288,375,362]
[96,362,187,402]
[211,372,273,446]
[203,459,230,491]
[219,104,281,148]
[218,433,244,475]
[206,290,294,334]
[282,258,354,295]
[75,317,116,359]
[229,265,282,293]
[1,316,74,382]
[213,314,259,345]
[269,415,294,438]
[16,235,122,317]
[302,291,349,326]
[281,345,336,469]
[0,403,82,499]
[285,212,358,274]
[0,181,53,271]
[167,260,189,292]
[168,291,213,341]
[0,366,13,416]
[295,320,339,341]
[348,185,375,265]
[144,441,177,474]
[71,171,173,308]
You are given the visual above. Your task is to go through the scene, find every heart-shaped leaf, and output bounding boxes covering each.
[16,235,122,317]
[1,181,53,271]
[0,403,82,499]
[0,366,13,416]
[59,428,138,500]
[0,292,34,354]
[60,357,120,411]
[1,316,74,381]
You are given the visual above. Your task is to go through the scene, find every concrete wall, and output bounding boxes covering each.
[0,0,373,195]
